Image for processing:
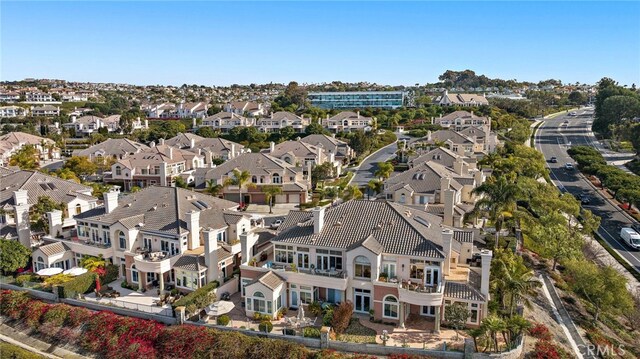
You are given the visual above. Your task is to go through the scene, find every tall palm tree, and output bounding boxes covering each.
[223,169,254,206]
[472,176,519,249]
[206,179,223,197]
[481,316,506,353]
[506,315,531,348]
[262,185,282,214]
[497,260,541,316]
[468,327,486,353]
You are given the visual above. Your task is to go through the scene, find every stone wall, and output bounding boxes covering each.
[0,283,59,302]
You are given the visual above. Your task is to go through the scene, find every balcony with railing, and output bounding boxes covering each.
[49,232,113,257]
[260,260,348,290]
[130,249,181,273]
[397,279,445,306]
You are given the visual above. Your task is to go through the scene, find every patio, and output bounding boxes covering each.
[209,293,466,350]
[84,281,172,316]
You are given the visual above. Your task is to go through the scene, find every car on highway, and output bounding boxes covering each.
[581,196,591,205]
[564,163,574,170]
[620,228,640,250]
[549,157,558,163]
[569,112,577,116]
[270,219,283,229]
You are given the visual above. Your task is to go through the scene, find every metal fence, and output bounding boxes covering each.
[83,296,173,317]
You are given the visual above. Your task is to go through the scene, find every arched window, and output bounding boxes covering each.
[115,166,122,176]
[252,175,258,183]
[284,157,292,164]
[254,291,264,298]
[117,231,126,250]
[399,193,406,204]
[259,176,265,184]
[247,291,271,315]
[272,173,281,184]
[131,265,139,283]
[75,203,82,215]
[354,256,371,279]
[383,295,399,319]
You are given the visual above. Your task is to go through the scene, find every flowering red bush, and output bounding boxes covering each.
[23,300,49,329]
[110,337,157,359]
[42,303,71,327]
[66,306,92,328]
[532,339,561,359]
[529,323,552,341]
[0,290,29,320]
[156,325,216,358]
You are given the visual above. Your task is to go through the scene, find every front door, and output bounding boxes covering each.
[354,289,371,313]
[291,290,298,308]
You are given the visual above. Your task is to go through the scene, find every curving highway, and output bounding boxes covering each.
[534,109,640,274]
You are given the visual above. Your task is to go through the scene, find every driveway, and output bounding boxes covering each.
[349,141,398,186]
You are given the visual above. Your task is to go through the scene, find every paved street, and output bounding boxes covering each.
[535,109,640,274]
[349,140,398,186]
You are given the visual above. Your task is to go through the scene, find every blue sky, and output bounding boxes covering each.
[1,1,639,86]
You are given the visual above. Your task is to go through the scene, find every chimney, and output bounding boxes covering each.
[190,138,196,149]
[71,115,77,123]
[159,138,165,145]
[203,227,219,282]
[444,189,455,227]
[13,189,28,206]
[13,194,31,248]
[329,151,335,164]
[470,110,474,117]
[150,141,156,148]
[159,164,168,186]
[103,189,119,214]
[427,130,432,141]
[47,210,63,237]
[230,143,236,159]
[206,150,214,167]
[474,170,484,186]
[313,206,325,234]
[144,119,149,128]
[439,177,450,204]
[168,147,173,159]
[480,250,493,299]
[192,117,197,129]
[54,121,59,129]
[356,110,360,118]
[269,141,275,153]
[186,210,201,250]
[453,157,465,175]
[441,228,453,275]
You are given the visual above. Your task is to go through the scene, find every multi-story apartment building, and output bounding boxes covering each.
[434,91,489,106]
[261,140,342,176]
[256,111,310,133]
[0,106,28,118]
[200,112,256,133]
[0,170,97,248]
[31,105,60,116]
[107,141,205,190]
[308,91,405,109]
[63,115,148,136]
[25,92,55,103]
[176,102,208,119]
[0,91,21,102]
[224,101,265,117]
[322,111,375,133]
[36,187,260,293]
[72,138,150,160]
[299,134,356,164]
[412,130,485,157]
[165,133,245,161]
[433,111,490,131]
[240,201,492,331]
[0,132,60,165]
[194,153,310,204]
[383,157,484,227]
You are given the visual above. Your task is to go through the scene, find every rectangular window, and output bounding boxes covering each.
[274,245,294,264]
[316,249,342,271]
[382,262,396,279]
[119,236,126,250]
[470,303,479,323]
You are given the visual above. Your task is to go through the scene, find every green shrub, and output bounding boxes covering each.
[100,264,119,284]
[59,272,97,298]
[253,312,272,321]
[217,315,230,326]
[15,274,40,286]
[323,310,334,326]
[0,342,43,359]
[308,301,323,316]
[258,320,273,333]
[303,327,321,338]
[172,281,218,311]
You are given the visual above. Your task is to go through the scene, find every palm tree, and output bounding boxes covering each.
[468,327,486,353]
[374,162,394,180]
[342,185,363,201]
[497,260,541,316]
[472,176,519,249]
[481,316,506,353]
[506,315,531,348]
[80,254,107,272]
[206,179,223,197]
[366,179,383,199]
[223,169,254,206]
[262,185,282,214]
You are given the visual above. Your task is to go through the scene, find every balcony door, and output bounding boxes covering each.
[353,288,371,313]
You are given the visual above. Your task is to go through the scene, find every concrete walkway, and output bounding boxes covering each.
[539,274,591,358]
[0,322,87,359]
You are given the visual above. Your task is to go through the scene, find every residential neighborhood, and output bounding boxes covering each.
[1,1,639,358]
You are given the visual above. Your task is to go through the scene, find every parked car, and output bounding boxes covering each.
[270,219,283,229]
[564,163,574,170]
[569,112,577,116]
[549,156,558,163]
[581,196,591,205]
[620,228,640,250]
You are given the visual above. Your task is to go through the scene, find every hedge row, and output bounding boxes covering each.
[172,280,218,309]
[58,271,97,298]
[101,263,120,284]
[0,290,437,359]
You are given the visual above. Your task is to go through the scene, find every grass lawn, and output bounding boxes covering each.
[0,341,44,359]
[338,318,377,344]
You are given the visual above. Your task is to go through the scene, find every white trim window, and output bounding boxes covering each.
[274,244,294,264]
[354,256,371,280]
[421,305,436,317]
[247,291,272,314]
[469,303,479,324]
[241,278,252,297]
[131,265,139,283]
[383,295,399,319]
[382,261,396,279]
[316,249,342,271]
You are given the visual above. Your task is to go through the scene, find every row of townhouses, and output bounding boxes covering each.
[63,115,148,136]
[0,132,60,167]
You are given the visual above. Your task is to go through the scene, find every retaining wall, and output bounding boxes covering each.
[0,283,59,302]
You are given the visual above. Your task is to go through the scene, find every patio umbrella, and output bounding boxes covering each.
[63,267,88,276]
[36,267,63,276]
[205,301,235,316]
